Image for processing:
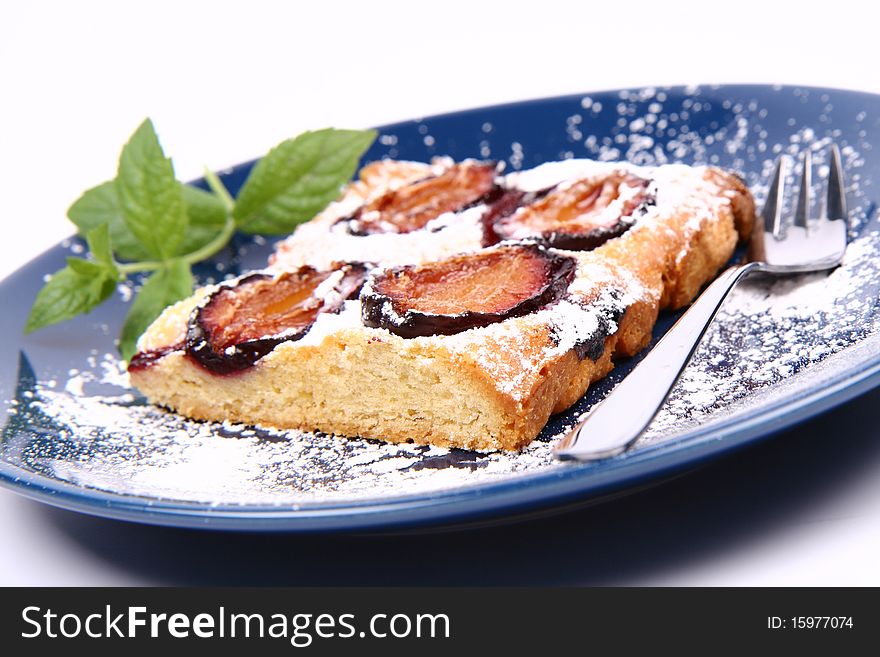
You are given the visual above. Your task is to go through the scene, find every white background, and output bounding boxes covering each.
[1,0,879,585]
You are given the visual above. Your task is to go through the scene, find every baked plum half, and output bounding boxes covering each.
[361,244,575,338]
[186,264,366,374]
[344,161,498,235]
[487,172,652,249]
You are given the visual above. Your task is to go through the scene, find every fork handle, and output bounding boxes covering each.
[554,261,762,461]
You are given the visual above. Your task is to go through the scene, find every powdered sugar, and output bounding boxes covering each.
[276,205,487,271]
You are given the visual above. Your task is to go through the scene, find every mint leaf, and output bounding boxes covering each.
[233,128,376,234]
[25,261,118,334]
[65,256,109,277]
[68,181,153,261]
[179,184,228,254]
[118,260,193,361]
[68,181,227,261]
[115,118,187,259]
[85,224,115,269]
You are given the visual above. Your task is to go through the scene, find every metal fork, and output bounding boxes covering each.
[554,145,849,461]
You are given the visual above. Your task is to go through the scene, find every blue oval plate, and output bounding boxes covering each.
[2,84,879,532]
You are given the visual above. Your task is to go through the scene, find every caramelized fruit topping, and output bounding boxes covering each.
[489,172,651,250]
[345,161,498,234]
[128,342,184,372]
[186,264,366,374]
[361,244,575,338]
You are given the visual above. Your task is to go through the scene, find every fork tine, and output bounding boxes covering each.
[826,143,848,221]
[794,149,812,228]
[761,156,785,236]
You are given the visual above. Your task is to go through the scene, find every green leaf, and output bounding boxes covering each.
[115,118,187,259]
[65,256,108,277]
[68,181,228,261]
[178,184,228,254]
[68,181,153,261]
[85,224,115,269]
[25,262,118,334]
[232,128,376,234]
[118,260,193,361]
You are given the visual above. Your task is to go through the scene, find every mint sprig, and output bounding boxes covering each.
[26,119,377,361]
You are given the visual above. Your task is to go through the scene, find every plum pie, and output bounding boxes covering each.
[128,157,754,451]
